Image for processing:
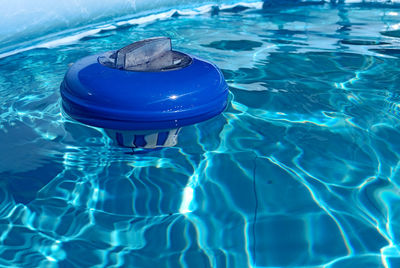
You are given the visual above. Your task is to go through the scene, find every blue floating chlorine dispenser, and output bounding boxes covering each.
[60,37,229,148]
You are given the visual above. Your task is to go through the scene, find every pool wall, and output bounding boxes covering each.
[2,0,398,56]
[0,0,261,56]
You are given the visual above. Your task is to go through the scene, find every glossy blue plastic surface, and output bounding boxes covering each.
[61,53,228,130]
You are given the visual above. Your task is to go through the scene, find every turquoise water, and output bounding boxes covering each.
[1,2,400,267]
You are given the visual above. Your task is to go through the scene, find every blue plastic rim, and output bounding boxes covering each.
[60,51,229,131]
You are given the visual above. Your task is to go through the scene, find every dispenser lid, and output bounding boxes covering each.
[98,37,192,72]
[61,37,228,131]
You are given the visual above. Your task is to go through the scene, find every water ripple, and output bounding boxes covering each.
[1,2,400,267]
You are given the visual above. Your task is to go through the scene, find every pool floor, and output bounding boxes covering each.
[0,1,400,267]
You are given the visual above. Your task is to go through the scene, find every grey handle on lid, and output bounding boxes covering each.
[115,37,172,70]
[98,37,192,72]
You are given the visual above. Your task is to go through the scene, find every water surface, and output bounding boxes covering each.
[0,2,400,267]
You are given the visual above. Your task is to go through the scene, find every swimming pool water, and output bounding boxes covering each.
[1,1,400,267]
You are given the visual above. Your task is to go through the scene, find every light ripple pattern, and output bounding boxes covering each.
[0,1,400,267]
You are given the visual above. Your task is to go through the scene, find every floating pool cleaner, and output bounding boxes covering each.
[60,37,228,148]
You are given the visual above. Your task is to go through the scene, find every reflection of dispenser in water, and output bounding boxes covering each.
[60,37,228,149]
